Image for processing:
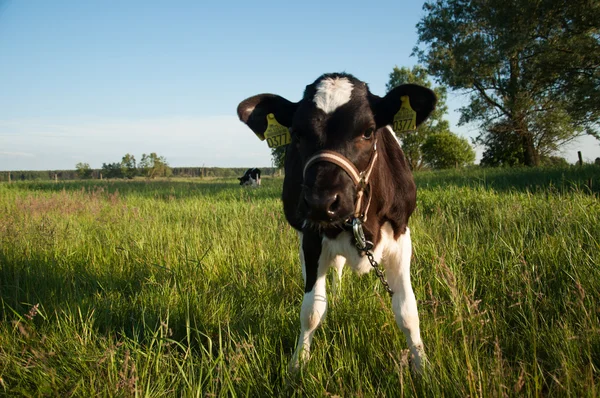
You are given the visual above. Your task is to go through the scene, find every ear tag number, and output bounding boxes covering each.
[392,96,417,134]
[264,113,291,148]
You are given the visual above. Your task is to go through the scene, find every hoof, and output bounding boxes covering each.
[410,344,427,374]
[288,357,300,373]
[288,348,310,373]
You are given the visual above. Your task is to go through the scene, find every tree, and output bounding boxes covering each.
[476,120,525,167]
[139,153,172,178]
[101,162,124,179]
[75,162,93,179]
[121,153,137,179]
[416,0,600,166]
[540,155,569,167]
[386,65,451,170]
[421,132,476,169]
[271,146,286,169]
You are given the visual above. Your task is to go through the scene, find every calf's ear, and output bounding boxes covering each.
[237,94,298,140]
[373,84,436,127]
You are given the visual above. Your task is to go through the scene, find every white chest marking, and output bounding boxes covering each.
[321,222,397,274]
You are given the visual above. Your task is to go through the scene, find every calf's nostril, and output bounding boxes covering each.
[304,191,344,221]
[327,194,340,216]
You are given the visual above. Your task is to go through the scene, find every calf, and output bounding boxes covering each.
[238,167,261,186]
[237,73,435,371]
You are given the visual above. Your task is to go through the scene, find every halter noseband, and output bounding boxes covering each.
[302,140,378,222]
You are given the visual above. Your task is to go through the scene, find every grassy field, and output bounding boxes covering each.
[1,165,599,397]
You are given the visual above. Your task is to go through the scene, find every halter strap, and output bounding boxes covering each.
[303,151,362,185]
[302,140,378,221]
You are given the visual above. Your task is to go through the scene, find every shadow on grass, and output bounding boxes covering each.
[0,251,157,334]
[0,248,297,359]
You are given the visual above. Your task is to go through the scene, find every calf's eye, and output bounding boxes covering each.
[362,127,375,140]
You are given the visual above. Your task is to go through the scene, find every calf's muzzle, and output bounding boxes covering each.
[302,140,378,224]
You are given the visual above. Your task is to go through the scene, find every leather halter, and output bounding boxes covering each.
[302,140,378,222]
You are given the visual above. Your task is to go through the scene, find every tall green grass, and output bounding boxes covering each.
[1,167,599,396]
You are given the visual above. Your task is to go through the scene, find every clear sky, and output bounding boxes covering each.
[0,0,598,171]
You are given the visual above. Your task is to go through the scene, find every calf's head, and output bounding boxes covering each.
[237,73,435,227]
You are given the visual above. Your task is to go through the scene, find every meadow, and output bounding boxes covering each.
[0,165,599,397]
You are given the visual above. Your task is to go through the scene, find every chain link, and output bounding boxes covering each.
[351,218,394,296]
[364,248,394,296]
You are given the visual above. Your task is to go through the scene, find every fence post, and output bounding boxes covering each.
[578,151,583,166]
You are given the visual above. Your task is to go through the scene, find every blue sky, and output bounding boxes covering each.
[0,1,598,170]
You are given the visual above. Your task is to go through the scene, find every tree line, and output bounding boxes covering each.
[74,153,283,180]
[1,159,279,182]
[75,153,173,179]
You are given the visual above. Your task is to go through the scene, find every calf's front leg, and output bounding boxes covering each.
[289,231,330,372]
[385,228,426,372]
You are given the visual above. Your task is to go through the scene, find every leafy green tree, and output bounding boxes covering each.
[386,65,451,170]
[477,120,525,167]
[139,153,172,178]
[121,153,137,179]
[540,155,569,167]
[101,162,124,179]
[415,0,600,166]
[75,162,93,179]
[271,146,286,169]
[421,132,475,169]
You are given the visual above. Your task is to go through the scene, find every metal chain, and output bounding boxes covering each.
[364,249,394,296]
[351,218,394,296]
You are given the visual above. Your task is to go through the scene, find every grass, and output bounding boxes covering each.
[0,166,599,397]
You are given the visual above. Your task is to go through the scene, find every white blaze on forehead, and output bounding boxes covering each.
[313,77,354,114]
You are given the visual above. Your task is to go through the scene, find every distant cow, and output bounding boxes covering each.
[237,73,435,372]
[238,168,261,186]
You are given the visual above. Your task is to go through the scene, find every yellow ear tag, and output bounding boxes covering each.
[263,113,291,148]
[392,96,417,134]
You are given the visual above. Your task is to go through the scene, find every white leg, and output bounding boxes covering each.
[330,255,345,296]
[385,228,426,372]
[289,276,327,370]
[289,234,330,372]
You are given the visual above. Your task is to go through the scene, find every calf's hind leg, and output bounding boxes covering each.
[330,255,345,297]
[385,228,426,372]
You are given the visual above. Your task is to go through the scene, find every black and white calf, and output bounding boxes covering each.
[237,73,436,371]
[238,168,261,186]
